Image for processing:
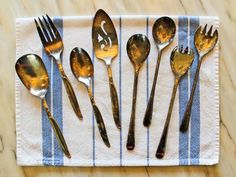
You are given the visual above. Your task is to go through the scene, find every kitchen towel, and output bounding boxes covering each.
[15,15,219,166]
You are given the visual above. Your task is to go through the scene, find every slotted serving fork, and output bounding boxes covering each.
[180,25,218,132]
[34,15,83,119]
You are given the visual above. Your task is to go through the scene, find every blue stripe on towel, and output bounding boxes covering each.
[189,17,200,165]
[146,16,150,166]
[178,16,189,165]
[119,16,123,166]
[42,48,52,165]
[52,17,63,166]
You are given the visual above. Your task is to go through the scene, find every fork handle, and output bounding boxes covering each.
[57,61,83,119]
[42,98,71,159]
[180,60,202,132]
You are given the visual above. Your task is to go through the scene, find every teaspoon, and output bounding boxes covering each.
[126,34,150,150]
[70,47,110,148]
[15,54,71,158]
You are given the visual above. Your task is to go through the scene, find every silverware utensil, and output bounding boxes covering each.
[143,17,176,127]
[34,15,83,120]
[156,46,194,158]
[15,54,71,158]
[92,9,120,129]
[70,47,110,147]
[126,34,150,150]
[180,25,218,132]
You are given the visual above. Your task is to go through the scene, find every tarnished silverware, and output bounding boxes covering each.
[92,9,120,129]
[15,54,71,158]
[126,34,150,150]
[143,17,176,127]
[34,15,83,120]
[70,47,110,147]
[156,46,194,158]
[180,25,218,132]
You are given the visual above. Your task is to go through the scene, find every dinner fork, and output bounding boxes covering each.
[34,15,83,119]
[180,25,218,132]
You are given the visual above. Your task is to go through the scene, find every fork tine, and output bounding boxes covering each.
[38,17,51,42]
[43,15,55,40]
[207,25,213,37]
[213,29,218,38]
[46,14,61,40]
[184,46,189,53]
[34,19,47,45]
[202,24,207,34]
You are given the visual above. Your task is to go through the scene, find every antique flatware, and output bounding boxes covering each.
[143,17,176,127]
[70,47,110,147]
[126,34,150,150]
[34,15,83,120]
[92,9,120,129]
[15,54,71,158]
[156,46,194,158]
[180,25,218,132]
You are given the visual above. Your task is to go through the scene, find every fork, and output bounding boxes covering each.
[34,15,83,119]
[156,46,194,158]
[180,25,218,132]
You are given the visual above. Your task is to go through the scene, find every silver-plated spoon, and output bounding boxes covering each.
[126,34,150,150]
[70,47,110,147]
[143,17,176,127]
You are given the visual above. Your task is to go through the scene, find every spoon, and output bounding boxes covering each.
[70,47,110,148]
[92,9,120,129]
[156,46,194,158]
[143,17,176,127]
[180,25,218,132]
[15,54,71,158]
[126,34,150,150]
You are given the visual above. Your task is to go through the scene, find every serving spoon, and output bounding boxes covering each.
[143,17,176,127]
[126,34,150,150]
[156,46,194,158]
[70,47,110,147]
[15,54,71,158]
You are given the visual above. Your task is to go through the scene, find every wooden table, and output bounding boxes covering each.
[0,0,235,176]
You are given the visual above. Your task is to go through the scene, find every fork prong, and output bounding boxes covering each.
[184,46,189,53]
[38,17,51,42]
[202,24,207,34]
[207,25,213,37]
[34,19,47,45]
[213,29,218,38]
[43,15,55,40]
[46,14,61,40]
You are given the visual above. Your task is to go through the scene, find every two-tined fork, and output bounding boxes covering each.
[34,15,83,119]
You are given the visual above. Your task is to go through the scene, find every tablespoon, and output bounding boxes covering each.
[15,54,71,158]
[143,17,176,127]
[70,47,110,148]
[156,46,194,158]
[92,9,120,129]
[180,25,218,132]
[126,34,150,150]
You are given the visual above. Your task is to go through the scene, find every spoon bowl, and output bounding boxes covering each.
[152,17,176,50]
[15,54,49,98]
[127,34,150,70]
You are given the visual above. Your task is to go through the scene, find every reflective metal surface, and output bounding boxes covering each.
[180,25,218,132]
[126,34,150,150]
[156,46,194,159]
[143,17,176,127]
[70,47,110,148]
[15,54,71,158]
[92,9,120,129]
[34,14,83,120]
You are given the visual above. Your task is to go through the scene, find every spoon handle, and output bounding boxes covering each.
[42,98,71,159]
[143,51,162,127]
[180,60,202,132]
[156,78,179,158]
[127,71,139,150]
[88,88,111,148]
[107,65,120,129]
[57,61,83,119]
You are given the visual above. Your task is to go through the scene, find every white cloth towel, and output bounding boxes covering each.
[15,15,219,166]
